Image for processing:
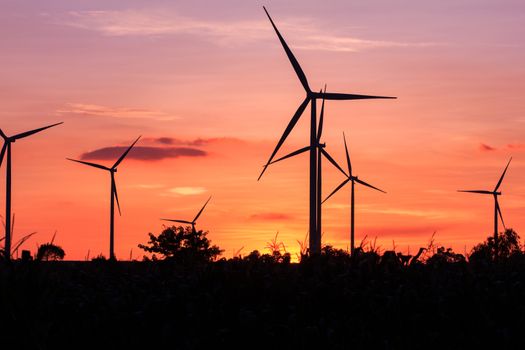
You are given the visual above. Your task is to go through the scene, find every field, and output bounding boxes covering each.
[1,251,525,349]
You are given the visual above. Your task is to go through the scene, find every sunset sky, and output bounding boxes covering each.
[1,0,525,260]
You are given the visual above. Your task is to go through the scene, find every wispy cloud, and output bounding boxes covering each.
[143,137,214,147]
[479,143,496,152]
[250,212,293,221]
[361,207,450,220]
[507,143,525,150]
[56,9,437,52]
[324,203,351,209]
[476,142,525,152]
[169,187,207,195]
[133,184,165,189]
[57,103,179,121]
[80,146,207,161]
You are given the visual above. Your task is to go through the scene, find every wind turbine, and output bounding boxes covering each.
[0,122,63,261]
[258,6,395,254]
[458,157,512,256]
[161,196,212,233]
[322,132,386,255]
[268,93,348,241]
[67,136,141,261]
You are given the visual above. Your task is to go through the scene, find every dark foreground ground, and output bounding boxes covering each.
[1,256,525,349]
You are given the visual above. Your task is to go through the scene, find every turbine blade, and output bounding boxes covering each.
[113,135,141,169]
[354,178,386,193]
[0,129,5,139]
[112,174,121,216]
[67,158,110,171]
[496,199,505,229]
[194,196,212,222]
[342,132,352,176]
[0,142,6,168]
[316,86,326,142]
[320,92,396,100]
[321,148,348,177]
[258,97,310,180]
[269,146,310,165]
[494,157,512,191]
[457,190,493,195]
[12,122,63,140]
[161,219,193,225]
[322,178,351,204]
[263,7,310,93]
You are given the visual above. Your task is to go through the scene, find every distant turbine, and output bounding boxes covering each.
[258,6,395,254]
[268,92,348,240]
[67,136,141,261]
[161,196,212,233]
[322,132,386,255]
[0,122,63,261]
[458,157,512,256]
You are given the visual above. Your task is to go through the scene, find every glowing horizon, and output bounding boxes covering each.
[1,0,525,260]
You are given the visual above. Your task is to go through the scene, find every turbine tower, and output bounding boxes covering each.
[0,122,63,261]
[67,136,141,261]
[458,157,512,257]
[268,93,348,242]
[161,196,212,233]
[323,132,386,255]
[258,7,395,255]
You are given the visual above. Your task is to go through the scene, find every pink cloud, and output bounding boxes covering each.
[479,143,496,152]
[250,213,293,221]
[507,143,525,150]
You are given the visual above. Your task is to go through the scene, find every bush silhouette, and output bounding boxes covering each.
[470,228,522,262]
[138,225,223,263]
[426,246,465,267]
[36,243,65,261]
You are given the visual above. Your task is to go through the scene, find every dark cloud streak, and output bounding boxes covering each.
[250,213,293,221]
[81,146,207,161]
[479,143,496,152]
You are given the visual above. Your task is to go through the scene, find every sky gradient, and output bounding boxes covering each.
[1,0,525,260]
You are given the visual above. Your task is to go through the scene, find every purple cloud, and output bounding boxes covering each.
[80,146,207,161]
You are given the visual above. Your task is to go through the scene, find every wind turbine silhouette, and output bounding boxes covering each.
[0,122,63,261]
[67,136,141,261]
[258,6,395,254]
[268,92,348,240]
[322,132,386,255]
[161,196,212,233]
[458,157,512,257]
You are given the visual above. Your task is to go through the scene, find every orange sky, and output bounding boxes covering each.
[1,0,525,260]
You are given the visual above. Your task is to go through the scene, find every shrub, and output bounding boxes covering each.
[470,228,522,262]
[138,225,223,263]
[36,243,65,261]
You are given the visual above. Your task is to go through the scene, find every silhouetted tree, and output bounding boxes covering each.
[36,243,65,261]
[138,225,223,263]
[470,228,522,262]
